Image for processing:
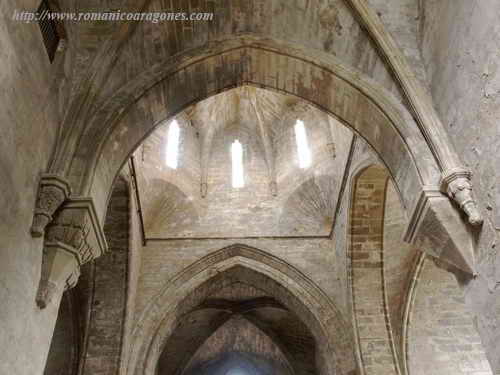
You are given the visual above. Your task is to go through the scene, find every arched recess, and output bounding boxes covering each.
[349,164,400,375]
[157,302,299,375]
[79,176,130,375]
[60,37,440,224]
[405,256,493,375]
[127,244,358,375]
[43,290,80,375]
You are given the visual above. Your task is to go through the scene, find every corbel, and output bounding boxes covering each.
[404,187,476,276]
[441,167,483,226]
[36,197,107,309]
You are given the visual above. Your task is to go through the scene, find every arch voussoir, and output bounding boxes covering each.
[128,244,358,375]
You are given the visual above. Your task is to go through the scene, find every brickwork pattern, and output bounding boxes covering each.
[349,166,399,375]
[408,257,493,375]
[81,178,129,375]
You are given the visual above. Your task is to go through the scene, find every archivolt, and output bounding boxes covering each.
[61,37,440,224]
[126,244,358,375]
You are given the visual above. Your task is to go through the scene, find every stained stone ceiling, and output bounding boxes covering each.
[132,86,354,238]
[156,268,318,375]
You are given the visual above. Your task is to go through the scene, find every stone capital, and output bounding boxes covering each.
[36,197,107,309]
[31,174,72,237]
[405,187,476,275]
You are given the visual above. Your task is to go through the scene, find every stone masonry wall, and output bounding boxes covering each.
[135,238,340,330]
[408,257,493,375]
[419,1,500,372]
[0,1,66,374]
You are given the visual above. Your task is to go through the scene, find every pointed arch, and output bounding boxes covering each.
[127,244,358,375]
[348,164,400,375]
[59,37,440,225]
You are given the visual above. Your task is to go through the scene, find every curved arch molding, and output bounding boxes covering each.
[127,244,358,375]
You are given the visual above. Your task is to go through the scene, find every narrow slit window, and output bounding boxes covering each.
[38,0,61,62]
[231,140,245,188]
[295,119,312,168]
[166,120,180,169]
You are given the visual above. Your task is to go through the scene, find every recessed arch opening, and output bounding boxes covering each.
[58,40,440,229]
[128,245,357,375]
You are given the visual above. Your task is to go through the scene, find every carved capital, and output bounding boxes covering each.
[37,197,107,309]
[31,174,72,237]
[405,187,476,275]
[441,168,483,226]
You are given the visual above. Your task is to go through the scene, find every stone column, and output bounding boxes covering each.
[36,197,107,309]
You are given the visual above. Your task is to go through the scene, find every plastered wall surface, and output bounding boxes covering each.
[0,1,64,374]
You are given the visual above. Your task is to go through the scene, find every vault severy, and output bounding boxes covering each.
[132,87,353,239]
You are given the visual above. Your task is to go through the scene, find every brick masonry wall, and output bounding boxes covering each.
[184,317,293,375]
[135,238,340,321]
[418,2,500,371]
[43,292,79,375]
[349,166,399,375]
[81,178,129,375]
[383,180,419,370]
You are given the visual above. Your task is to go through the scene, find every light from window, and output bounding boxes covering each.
[231,140,245,188]
[226,369,247,375]
[294,119,312,168]
[166,120,180,169]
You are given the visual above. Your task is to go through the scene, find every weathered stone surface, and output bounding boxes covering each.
[36,198,107,309]
[1,1,499,375]
[418,2,500,368]
[349,165,399,375]
[0,1,66,374]
[408,257,493,375]
[80,178,129,375]
[406,190,477,275]
[31,174,72,237]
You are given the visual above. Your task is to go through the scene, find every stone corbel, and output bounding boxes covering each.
[441,168,483,226]
[31,174,72,237]
[36,197,107,309]
[404,188,476,276]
